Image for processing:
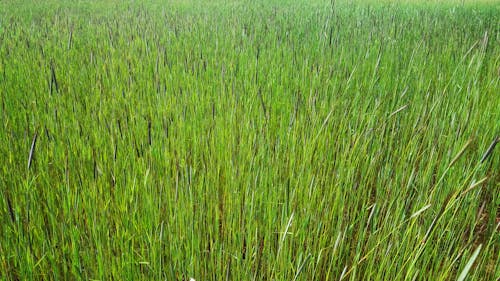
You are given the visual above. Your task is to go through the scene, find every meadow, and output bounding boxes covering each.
[0,0,499,280]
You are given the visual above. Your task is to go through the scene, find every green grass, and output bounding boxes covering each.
[0,0,499,280]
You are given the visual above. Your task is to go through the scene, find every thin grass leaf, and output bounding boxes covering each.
[457,245,482,281]
[27,131,38,170]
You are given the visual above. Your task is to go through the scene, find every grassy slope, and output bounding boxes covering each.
[0,0,499,280]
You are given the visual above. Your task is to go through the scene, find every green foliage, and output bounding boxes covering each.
[0,0,498,280]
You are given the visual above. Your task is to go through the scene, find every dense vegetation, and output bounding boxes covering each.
[0,0,499,280]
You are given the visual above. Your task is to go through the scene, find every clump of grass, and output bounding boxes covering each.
[0,0,498,280]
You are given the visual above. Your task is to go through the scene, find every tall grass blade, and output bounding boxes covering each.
[457,245,482,281]
[27,131,38,170]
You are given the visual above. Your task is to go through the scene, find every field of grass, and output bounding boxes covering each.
[0,0,499,280]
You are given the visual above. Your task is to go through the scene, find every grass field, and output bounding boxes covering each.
[0,0,499,280]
